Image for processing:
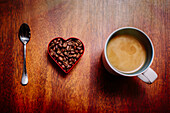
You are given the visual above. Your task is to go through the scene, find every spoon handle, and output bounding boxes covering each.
[21,44,28,85]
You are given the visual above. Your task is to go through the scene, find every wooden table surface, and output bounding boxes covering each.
[0,0,169,112]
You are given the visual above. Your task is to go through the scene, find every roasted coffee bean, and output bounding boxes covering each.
[71,58,74,62]
[80,49,84,53]
[77,47,81,50]
[69,46,72,51]
[56,48,61,53]
[63,61,68,67]
[76,53,80,59]
[54,40,59,44]
[50,52,54,56]
[57,50,61,54]
[69,58,72,62]
[64,51,68,56]
[66,46,69,50]
[68,41,72,46]
[71,51,75,54]
[75,42,78,46]
[60,53,64,57]
[76,40,81,44]
[55,45,58,49]
[75,50,79,53]
[50,43,55,48]
[61,49,65,53]
[55,54,59,58]
[59,43,62,47]
[69,61,73,65]
[68,55,72,58]
[56,40,59,44]
[58,57,63,61]
[79,43,83,47]
[72,54,77,57]
[74,46,77,49]
[59,40,62,43]
[53,47,56,51]
[63,57,66,61]
[66,46,72,51]
[50,49,53,52]
[61,65,65,69]
[63,42,67,47]
[58,62,62,65]
[50,41,54,45]
[67,65,71,69]
[67,51,70,54]
[73,59,77,63]
[50,41,54,44]
[53,40,57,43]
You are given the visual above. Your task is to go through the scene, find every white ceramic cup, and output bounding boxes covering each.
[102,27,158,84]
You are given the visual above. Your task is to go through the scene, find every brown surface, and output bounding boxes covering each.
[0,0,169,113]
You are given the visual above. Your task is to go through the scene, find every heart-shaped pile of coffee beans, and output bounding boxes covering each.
[48,37,85,73]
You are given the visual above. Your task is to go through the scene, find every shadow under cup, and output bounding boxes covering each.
[105,28,154,76]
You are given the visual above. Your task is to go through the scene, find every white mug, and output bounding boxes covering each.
[102,27,158,84]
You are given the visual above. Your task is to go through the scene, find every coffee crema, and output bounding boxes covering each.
[107,35,146,73]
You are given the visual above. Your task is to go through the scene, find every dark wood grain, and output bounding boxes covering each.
[0,0,169,113]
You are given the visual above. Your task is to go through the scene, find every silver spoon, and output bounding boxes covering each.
[19,23,31,85]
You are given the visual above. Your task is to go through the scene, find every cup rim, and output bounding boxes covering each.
[104,27,154,76]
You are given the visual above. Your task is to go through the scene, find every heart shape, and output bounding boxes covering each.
[48,37,85,73]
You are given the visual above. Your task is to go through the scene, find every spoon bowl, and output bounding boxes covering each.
[19,23,31,44]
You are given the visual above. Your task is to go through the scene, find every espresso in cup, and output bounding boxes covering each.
[107,35,146,73]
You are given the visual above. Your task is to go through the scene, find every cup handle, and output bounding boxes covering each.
[138,68,158,84]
